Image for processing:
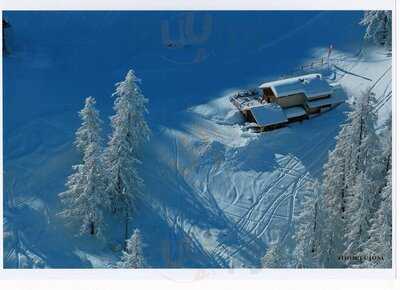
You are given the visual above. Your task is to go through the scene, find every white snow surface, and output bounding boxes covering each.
[139,46,391,267]
[4,41,391,268]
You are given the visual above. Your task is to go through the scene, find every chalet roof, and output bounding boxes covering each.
[250,103,288,127]
[306,92,346,109]
[259,73,333,100]
[283,106,307,119]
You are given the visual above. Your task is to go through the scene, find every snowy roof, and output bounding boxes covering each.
[259,73,333,100]
[306,93,346,109]
[283,106,307,119]
[250,103,288,126]
[230,93,262,110]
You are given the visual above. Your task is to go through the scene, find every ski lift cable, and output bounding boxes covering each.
[370,65,392,91]
[336,90,392,137]
[340,64,392,120]
[347,94,392,129]
[333,65,373,81]
[373,92,392,113]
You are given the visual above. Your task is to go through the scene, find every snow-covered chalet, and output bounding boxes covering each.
[230,73,345,132]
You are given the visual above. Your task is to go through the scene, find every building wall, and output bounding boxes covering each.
[275,93,306,108]
[307,107,321,114]
[260,122,288,132]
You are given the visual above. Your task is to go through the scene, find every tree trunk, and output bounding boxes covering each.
[90,221,95,235]
[386,154,392,172]
[124,213,129,249]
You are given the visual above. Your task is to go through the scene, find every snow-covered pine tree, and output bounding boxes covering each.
[118,229,146,268]
[374,114,392,209]
[342,172,373,267]
[360,11,392,50]
[352,90,385,194]
[361,115,392,268]
[319,88,380,267]
[320,120,353,267]
[74,96,104,155]
[292,181,321,268]
[380,115,392,180]
[261,243,283,268]
[361,168,392,268]
[342,89,384,267]
[104,69,150,241]
[59,97,108,238]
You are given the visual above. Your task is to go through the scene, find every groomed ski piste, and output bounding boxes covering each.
[3,11,392,268]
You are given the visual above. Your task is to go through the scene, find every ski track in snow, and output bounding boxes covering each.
[210,156,310,263]
[145,46,392,267]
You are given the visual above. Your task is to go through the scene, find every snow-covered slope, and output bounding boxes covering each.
[3,11,391,268]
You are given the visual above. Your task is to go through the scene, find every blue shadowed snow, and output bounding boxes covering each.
[4,11,364,133]
[3,11,368,268]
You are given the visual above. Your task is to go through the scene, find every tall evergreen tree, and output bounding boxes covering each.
[360,11,392,49]
[74,96,103,155]
[292,181,321,268]
[118,229,146,268]
[104,70,150,240]
[320,88,382,267]
[320,88,392,268]
[351,90,385,193]
[342,172,373,266]
[320,120,353,267]
[380,115,392,179]
[342,89,384,266]
[261,243,283,268]
[361,116,392,268]
[59,97,108,238]
[361,168,392,268]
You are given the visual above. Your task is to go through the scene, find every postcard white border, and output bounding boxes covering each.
[0,0,398,286]
[0,0,395,11]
